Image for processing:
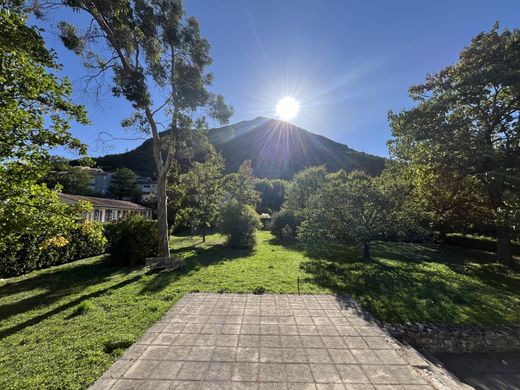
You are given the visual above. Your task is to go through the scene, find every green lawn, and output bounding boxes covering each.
[0,230,519,389]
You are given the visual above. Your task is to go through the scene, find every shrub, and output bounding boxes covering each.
[446,233,520,255]
[220,200,261,250]
[270,209,297,240]
[105,214,158,265]
[0,221,107,277]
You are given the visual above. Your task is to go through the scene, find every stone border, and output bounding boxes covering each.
[385,323,520,353]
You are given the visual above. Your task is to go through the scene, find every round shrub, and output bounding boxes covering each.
[105,215,158,265]
[270,209,297,240]
[220,200,261,250]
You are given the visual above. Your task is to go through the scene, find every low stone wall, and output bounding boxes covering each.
[385,323,520,353]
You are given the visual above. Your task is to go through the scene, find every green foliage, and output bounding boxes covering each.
[45,156,96,195]
[108,167,139,200]
[105,215,158,265]
[255,178,288,213]
[0,231,518,389]
[181,154,225,239]
[58,0,233,258]
[220,200,261,249]
[223,160,260,206]
[298,171,396,256]
[0,220,106,277]
[270,209,297,240]
[446,233,520,255]
[285,165,327,221]
[388,24,520,265]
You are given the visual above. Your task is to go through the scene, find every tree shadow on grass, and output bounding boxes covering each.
[139,243,256,294]
[0,273,142,340]
[0,257,137,323]
[298,241,520,325]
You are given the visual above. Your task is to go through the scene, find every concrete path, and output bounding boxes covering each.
[91,293,435,389]
[434,352,520,389]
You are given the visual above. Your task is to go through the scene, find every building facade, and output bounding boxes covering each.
[58,193,152,222]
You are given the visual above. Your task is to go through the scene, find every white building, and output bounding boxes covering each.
[58,193,152,222]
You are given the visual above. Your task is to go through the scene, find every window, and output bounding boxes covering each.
[94,209,100,222]
[105,209,113,222]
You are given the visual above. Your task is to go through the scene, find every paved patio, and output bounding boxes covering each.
[91,293,434,389]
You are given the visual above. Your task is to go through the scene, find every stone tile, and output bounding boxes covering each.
[336,364,370,384]
[124,360,159,379]
[222,324,242,334]
[374,350,407,365]
[170,381,204,389]
[310,363,342,383]
[260,335,281,347]
[232,362,259,381]
[204,362,233,381]
[302,336,326,348]
[307,349,333,364]
[164,346,191,360]
[152,333,178,345]
[328,349,357,364]
[287,383,317,390]
[351,350,383,365]
[187,346,215,361]
[336,327,359,337]
[316,385,347,390]
[236,347,260,362]
[299,326,320,336]
[322,337,347,349]
[282,347,308,363]
[176,361,209,381]
[150,361,183,380]
[212,347,236,362]
[363,337,392,350]
[260,347,285,363]
[279,335,303,347]
[342,337,369,349]
[259,363,287,382]
[217,334,240,347]
[111,379,142,390]
[286,363,314,382]
[239,335,260,347]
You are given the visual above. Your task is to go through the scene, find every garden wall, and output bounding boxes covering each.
[386,323,520,353]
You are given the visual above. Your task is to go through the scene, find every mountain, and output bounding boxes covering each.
[94,117,385,179]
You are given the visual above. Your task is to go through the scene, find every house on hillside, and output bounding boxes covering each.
[58,193,152,222]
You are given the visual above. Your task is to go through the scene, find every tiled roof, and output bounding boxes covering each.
[58,193,151,211]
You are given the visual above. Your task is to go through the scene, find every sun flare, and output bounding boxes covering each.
[276,96,300,120]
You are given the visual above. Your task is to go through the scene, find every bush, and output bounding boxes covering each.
[220,200,261,250]
[0,221,107,277]
[446,233,520,255]
[105,214,158,265]
[270,209,297,240]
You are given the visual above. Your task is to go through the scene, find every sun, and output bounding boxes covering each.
[276,96,300,120]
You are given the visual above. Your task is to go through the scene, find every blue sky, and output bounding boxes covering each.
[41,0,520,158]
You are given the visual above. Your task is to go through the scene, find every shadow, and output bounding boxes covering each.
[139,242,255,295]
[0,274,141,339]
[298,240,520,325]
[0,257,137,323]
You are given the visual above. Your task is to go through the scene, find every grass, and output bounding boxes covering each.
[0,230,519,389]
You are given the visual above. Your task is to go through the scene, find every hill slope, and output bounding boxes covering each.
[95,117,385,179]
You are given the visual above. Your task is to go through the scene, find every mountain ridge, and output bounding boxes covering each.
[94,117,385,179]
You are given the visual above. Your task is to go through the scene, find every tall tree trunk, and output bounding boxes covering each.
[202,225,206,242]
[156,172,170,258]
[363,241,370,260]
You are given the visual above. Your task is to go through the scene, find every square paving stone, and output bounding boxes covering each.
[336,364,370,384]
[204,362,234,381]
[259,363,287,382]
[310,363,342,383]
[176,361,209,381]
[232,362,259,381]
[286,363,314,382]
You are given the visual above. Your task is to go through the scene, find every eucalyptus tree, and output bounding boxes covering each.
[388,24,520,267]
[56,0,233,257]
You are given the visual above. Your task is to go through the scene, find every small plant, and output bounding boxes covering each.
[102,335,134,355]
[252,286,266,295]
[68,300,94,318]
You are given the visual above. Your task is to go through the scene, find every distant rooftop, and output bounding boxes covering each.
[58,193,150,211]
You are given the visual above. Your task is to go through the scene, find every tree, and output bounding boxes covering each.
[255,178,288,214]
[285,166,327,221]
[298,171,393,259]
[57,0,233,257]
[0,1,89,263]
[108,167,138,200]
[223,160,260,206]
[388,24,520,267]
[181,153,225,241]
[45,157,95,195]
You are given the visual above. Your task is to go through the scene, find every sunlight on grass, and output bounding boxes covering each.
[0,231,518,389]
